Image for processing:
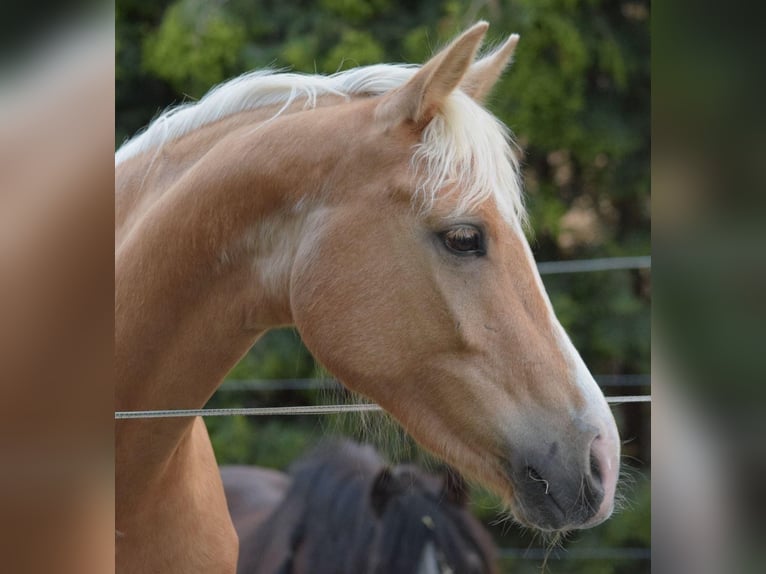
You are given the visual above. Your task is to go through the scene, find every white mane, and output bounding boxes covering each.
[116,64,526,227]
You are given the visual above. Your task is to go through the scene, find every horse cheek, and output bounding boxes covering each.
[289,228,395,393]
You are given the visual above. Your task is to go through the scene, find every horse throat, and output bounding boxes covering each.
[114,125,326,493]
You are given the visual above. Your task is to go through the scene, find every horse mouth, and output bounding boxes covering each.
[507,495,569,532]
[498,457,608,532]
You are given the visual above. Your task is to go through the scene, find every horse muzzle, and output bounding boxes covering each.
[505,425,619,531]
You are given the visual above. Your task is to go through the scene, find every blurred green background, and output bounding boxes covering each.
[117,1,650,572]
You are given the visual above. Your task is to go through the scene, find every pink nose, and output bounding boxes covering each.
[584,432,619,526]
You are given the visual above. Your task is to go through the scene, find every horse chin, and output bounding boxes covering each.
[505,489,605,534]
[477,460,578,534]
[468,461,573,534]
[506,500,570,534]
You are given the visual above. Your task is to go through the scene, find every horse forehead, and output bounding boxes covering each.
[346,107,422,168]
[286,98,519,226]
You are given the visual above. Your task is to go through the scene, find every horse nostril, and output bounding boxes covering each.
[590,451,602,484]
[589,435,604,490]
[526,466,549,494]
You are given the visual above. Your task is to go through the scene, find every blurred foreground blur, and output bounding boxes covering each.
[653,1,766,573]
[0,10,114,574]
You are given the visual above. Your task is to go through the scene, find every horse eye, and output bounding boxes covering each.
[440,226,485,256]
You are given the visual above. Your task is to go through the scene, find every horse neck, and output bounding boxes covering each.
[115,103,353,480]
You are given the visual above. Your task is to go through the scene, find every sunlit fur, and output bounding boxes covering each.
[116,53,525,229]
[116,66,416,165]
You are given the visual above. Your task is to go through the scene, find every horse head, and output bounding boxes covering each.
[288,23,620,531]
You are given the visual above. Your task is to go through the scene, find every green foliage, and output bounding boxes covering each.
[401,25,432,61]
[322,29,385,71]
[226,328,315,380]
[142,0,246,97]
[320,0,390,23]
[279,36,319,71]
[208,417,317,469]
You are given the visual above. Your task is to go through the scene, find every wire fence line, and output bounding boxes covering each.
[593,374,651,387]
[114,395,650,420]
[217,374,650,392]
[536,255,650,275]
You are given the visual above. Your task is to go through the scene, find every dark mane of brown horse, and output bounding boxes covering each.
[233,441,498,574]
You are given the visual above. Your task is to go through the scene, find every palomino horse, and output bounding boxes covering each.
[222,440,498,574]
[115,22,620,573]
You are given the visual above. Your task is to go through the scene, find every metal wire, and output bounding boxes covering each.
[115,395,650,420]
[115,403,382,420]
[537,255,651,274]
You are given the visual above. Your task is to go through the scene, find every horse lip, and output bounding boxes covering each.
[498,457,572,532]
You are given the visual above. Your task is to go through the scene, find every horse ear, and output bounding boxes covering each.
[376,21,489,126]
[442,469,469,507]
[370,467,403,517]
[461,34,519,103]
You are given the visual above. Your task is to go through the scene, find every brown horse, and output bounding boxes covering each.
[222,440,498,574]
[115,22,620,573]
